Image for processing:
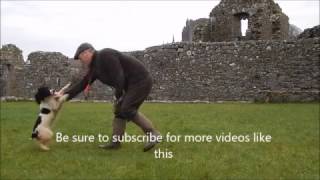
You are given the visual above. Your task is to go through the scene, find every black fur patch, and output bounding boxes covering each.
[31,131,38,139]
[32,116,42,132]
[35,87,51,104]
[41,108,51,114]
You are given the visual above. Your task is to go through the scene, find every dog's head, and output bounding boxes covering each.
[35,87,52,104]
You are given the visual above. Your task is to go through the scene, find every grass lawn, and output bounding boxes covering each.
[1,102,319,180]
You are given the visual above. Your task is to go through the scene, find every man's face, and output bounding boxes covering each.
[79,49,93,65]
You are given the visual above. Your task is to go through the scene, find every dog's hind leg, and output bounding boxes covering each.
[39,143,50,151]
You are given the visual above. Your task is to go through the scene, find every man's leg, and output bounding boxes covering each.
[99,117,126,149]
[132,112,155,133]
[131,112,160,152]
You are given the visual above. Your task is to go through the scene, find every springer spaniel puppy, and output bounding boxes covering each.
[31,83,70,151]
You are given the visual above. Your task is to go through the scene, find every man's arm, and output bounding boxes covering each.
[65,73,96,100]
[114,66,125,99]
[105,53,125,100]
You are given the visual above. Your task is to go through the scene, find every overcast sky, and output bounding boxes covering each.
[1,1,319,60]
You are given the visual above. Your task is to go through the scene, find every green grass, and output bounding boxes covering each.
[1,102,319,180]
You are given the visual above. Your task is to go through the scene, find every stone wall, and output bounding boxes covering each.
[1,37,319,102]
[129,38,319,102]
[0,46,114,101]
[182,18,209,42]
[0,44,24,97]
[298,25,320,39]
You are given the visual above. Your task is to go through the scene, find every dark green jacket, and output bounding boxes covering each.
[66,48,150,100]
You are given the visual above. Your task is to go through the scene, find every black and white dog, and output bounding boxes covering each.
[31,83,70,150]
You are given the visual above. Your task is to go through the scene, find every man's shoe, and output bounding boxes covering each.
[99,142,121,150]
[143,131,161,152]
[143,141,159,152]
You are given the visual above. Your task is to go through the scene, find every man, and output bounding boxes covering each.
[64,43,160,152]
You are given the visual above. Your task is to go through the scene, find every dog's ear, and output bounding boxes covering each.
[35,87,51,104]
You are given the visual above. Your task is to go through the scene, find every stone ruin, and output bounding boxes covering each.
[0,45,114,101]
[183,0,290,42]
[1,0,319,102]
[298,25,320,39]
[0,44,24,97]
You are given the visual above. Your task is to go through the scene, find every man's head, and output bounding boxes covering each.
[74,43,95,65]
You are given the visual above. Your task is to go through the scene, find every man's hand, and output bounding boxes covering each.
[54,91,64,97]
[54,82,71,97]
[117,96,124,104]
[113,96,124,114]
